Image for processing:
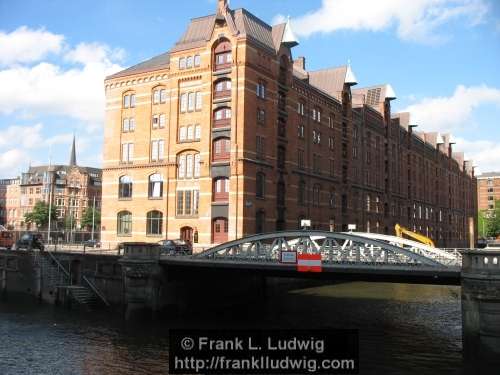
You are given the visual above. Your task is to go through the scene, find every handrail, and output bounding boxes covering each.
[82,275,110,307]
[45,250,70,278]
[45,250,110,307]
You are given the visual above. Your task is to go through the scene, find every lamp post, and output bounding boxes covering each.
[91,196,96,241]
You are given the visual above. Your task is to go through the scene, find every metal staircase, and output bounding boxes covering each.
[33,251,110,309]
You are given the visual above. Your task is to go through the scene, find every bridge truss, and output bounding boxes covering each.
[195,231,461,269]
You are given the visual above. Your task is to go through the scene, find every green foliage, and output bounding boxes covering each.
[81,207,101,230]
[479,200,500,238]
[24,201,57,228]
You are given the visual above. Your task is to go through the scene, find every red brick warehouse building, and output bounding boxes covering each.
[101,0,477,249]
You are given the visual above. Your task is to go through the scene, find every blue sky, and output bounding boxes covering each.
[0,0,499,178]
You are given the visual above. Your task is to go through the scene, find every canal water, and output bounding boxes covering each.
[0,282,463,375]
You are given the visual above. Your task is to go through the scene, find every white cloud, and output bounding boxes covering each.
[280,0,489,44]
[65,42,125,66]
[0,149,30,177]
[0,26,64,66]
[402,85,500,133]
[0,123,44,149]
[454,138,500,173]
[0,44,123,124]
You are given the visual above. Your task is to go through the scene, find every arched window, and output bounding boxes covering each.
[256,209,265,234]
[118,176,132,199]
[152,87,166,104]
[213,138,230,161]
[122,91,136,109]
[213,177,229,202]
[178,152,201,179]
[213,39,232,70]
[117,211,132,235]
[298,179,306,205]
[146,210,163,235]
[213,107,232,128]
[256,172,265,199]
[148,173,163,198]
[214,79,232,98]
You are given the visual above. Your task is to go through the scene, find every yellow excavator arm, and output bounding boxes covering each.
[395,224,435,248]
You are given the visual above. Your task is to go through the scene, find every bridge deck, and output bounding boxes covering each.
[161,257,461,285]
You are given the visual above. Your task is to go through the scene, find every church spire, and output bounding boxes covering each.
[69,135,77,166]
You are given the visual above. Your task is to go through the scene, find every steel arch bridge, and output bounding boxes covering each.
[193,231,461,269]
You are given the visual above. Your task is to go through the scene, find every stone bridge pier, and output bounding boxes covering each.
[461,250,500,372]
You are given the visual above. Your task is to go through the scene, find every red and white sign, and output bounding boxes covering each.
[297,253,322,273]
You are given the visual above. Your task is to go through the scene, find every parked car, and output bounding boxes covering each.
[83,239,101,248]
[0,231,15,249]
[158,239,192,255]
[12,233,44,251]
[485,242,500,250]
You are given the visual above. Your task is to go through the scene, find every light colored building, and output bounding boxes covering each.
[7,137,102,231]
[101,0,476,249]
[477,172,500,211]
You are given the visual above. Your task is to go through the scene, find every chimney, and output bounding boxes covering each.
[218,0,228,14]
[294,56,306,71]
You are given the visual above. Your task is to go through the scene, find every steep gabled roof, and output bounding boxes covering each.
[106,52,170,80]
[308,66,350,99]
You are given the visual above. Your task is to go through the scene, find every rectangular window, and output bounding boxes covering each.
[188,92,195,111]
[185,190,192,215]
[298,149,304,170]
[123,95,130,108]
[186,154,193,178]
[180,93,187,112]
[329,136,334,150]
[130,94,136,108]
[195,92,202,110]
[193,190,199,214]
[256,136,265,160]
[151,140,159,161]
[179,156,186,178]
[187,125,193,140]
[121,143,134,163]
[194,54,201,67]
[257,108,265,124]
[180,126,187,141]
[152,115,159,129]
[195,124,201,140]
[123,118,130,132]
[153,90,160,104]
[179,57,186,70]
[160,89,167,103]
[298,124,304,138]
[158,140,164,161]
[257,82,266,99]
[194,154,200,177]
[177,191,184,215]
[159,114,166,128]
[129,118,135,131]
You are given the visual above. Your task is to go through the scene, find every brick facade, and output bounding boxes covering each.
[101,1,477,249]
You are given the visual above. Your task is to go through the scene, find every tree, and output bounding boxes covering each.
[81,207,101,231]
[24,201,57,229]
[479,200,500,239]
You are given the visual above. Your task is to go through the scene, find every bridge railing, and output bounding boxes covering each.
[195,231,460,268]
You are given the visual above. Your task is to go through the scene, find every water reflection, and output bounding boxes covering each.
[0,282,463,375]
